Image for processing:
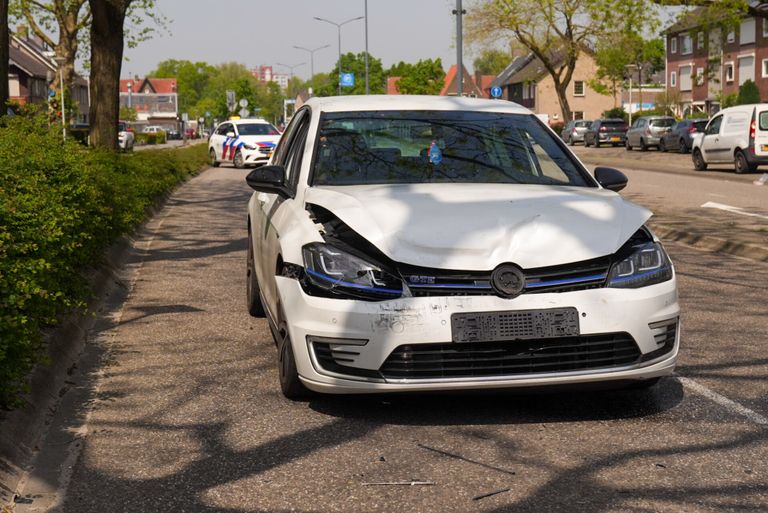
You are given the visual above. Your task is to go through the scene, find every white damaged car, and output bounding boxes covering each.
[245,96,680,398]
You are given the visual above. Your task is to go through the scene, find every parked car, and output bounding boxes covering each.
[691,104,768,173]
[142,125,165,134]
[166,129,182,140]
[659,119,708,153]
[245,96,679,398]
[584,119,628,147]
[625,116,675,151]
[208,118,281,168]
[118,121,134,151]
[184,127,198,139]
[561,120,593,145]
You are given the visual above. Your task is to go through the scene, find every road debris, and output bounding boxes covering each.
[362,481,435,486]
[473,488,511,501]
[417,444,516,476]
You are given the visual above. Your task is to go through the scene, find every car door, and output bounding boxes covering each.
[700,115,725,162]
[253,109,311,313]
[210,123,227,160]
[754,108,768,159]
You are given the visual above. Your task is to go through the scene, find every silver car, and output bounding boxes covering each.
[626,116,675,151]
[561,120,593,145]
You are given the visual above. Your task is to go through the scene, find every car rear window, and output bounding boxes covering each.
[575,121,591,127]
[693,120,708,131]
[759,112,768,130]
[313,111,594,187]
[650,119,675,127]
[237,123,280,136]
[601,121,626,129]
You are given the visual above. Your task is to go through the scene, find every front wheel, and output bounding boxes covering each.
[679,138,689,154]
[659,139,667,152]
[209,148,220,168]
[625,139,632,151]
[276,317,309,400]
[735,150,756,174]
[246,229,265,317]
[233,150,245,169]
[692,149,708,171]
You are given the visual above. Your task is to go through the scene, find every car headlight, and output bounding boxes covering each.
[607,240,673,288]
[243,143,256,150]
[302,243,402,300]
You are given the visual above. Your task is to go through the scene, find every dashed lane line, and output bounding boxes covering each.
[677,376,768,426]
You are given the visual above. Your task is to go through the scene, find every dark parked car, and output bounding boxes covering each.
[166,129,182,140]
[584,119,628,147]
[560,120,593,145]
[659,119,709,153]
[625,116,675,151]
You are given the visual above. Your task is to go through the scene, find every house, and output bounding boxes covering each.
[386,65,494,97]
[665,7,768,115]
[490,50,614,122]
[119,77,179,131]
[7,31,89,123]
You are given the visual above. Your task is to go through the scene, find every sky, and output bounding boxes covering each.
[122,0,477,79]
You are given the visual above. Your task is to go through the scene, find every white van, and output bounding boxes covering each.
[691,103,768,173]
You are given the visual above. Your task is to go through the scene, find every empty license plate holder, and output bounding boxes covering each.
[451,308,580,343]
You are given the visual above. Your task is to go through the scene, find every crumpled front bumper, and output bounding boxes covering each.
[274,276,680,394]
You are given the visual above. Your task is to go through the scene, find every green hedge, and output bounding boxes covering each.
[0,116,207,406]
[136,131,167,145]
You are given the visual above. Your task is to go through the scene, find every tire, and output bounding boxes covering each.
[569,136,575,146]
[584,137,590,148]
[233,150,245,169]
[659,139,667,152]
[625,139,632,151]
[594,139,601,148]
[210,148,220,168]
[679,138,689,154]
[639,138,647,151]
[692,149,708,171]
[246,228,265,317]
[735,150,756,174]
[276,315,309,400]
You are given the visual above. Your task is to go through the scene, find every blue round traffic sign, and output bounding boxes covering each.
[490,86,502,98]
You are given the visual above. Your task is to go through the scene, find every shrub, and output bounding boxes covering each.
[0,116,207,406]
[737,79,761,105]
[602,107,627,122]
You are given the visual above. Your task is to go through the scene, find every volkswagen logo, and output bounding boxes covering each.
[491,264,526,298]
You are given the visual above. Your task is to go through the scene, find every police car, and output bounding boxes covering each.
[208,118,281,168]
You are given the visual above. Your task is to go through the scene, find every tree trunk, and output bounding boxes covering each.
[554,81,572,123]
[89,0,131,149]
[0,0,9,112]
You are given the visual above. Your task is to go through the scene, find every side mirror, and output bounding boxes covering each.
[226,131,235,138]
[245,165,292,198]
[594,166,628,192]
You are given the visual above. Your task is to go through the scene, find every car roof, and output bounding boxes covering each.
[303,94,533,115]
[232,118,270,125]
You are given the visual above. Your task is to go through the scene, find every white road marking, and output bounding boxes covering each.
[701,201,768,221]
[677,376,768,425]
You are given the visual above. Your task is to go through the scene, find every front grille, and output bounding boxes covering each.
[403,257,610,297]
[379,333,641,380]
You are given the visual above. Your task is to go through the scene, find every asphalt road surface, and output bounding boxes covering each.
[16,166,768,513]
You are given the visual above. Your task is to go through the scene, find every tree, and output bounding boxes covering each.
[150,59,218,115]
[472,48,509,75]
[393,58,445,95]
[89,0,132,149]
[9,0,167,94]
[320,52,385,96]
[737,79,760,105]
[467,0,658,121]
[0,0,8,113]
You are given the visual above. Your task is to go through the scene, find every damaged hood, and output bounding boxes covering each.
[304,184,651,270]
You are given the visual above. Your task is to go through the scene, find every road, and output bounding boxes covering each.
[14,162,768,513]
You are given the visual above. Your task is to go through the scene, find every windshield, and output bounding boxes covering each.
[238,123,280,136]
[575,121,592,128]
[313,111,593,187]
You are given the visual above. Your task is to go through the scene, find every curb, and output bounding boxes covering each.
[650,222,768,263]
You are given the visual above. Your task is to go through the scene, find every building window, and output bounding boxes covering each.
[764,18,768,38]
[670,71,677,87]
[726,62,734,82]
[697,32,705,49]
[573,111,584,120]
[679,65,692,91]
[741,18,756,45]
[727,30,735,43]
[738,55,755,85]
[522,82,529,100]
[573,80,585,96]
[681,34,693,54]
[696,67,704,86]
[762,59,768,78]
[670,37,677,54]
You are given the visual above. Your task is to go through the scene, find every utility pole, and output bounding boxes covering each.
[453,0,465,97]
[0,0,8,113]
[314,16,364,95]
[364,0,369,95]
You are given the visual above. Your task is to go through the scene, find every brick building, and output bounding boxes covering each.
[665,8,768,115]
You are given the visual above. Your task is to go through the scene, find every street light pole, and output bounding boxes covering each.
[313,16,364,95]
[625,64,637,126]
[53,55,66,138]
[364,0,369,95]
[276,62,306,81]
[293,44,330,83]
[453,0,465,96]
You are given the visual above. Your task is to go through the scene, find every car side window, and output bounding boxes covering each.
[706,116,723,135]
[283,120,310,193]
[273,108,309,167]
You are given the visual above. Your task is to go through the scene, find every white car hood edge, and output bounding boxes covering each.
[304,184,651,271]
